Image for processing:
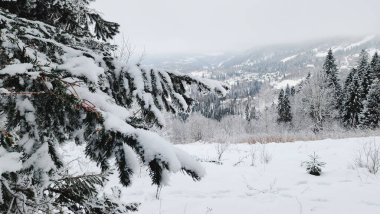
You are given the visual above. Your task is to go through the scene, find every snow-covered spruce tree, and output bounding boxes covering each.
[342,68,362,128]
[358,52,380,128]
[370,52,380,80]
[245,103,251,122]
[359,79,380,129]
[0,4,228,214]
[342,51,371,128]
[277,89,284,122]
[277,89,292,124]
[356,50,371,104]
[244,102,257,122]
[285,84,291,97]
[290,86,295,96]
[322,49,342,110]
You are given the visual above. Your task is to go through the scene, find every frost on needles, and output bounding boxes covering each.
[0,1,228,213]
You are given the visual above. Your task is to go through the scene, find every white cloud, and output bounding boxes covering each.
[93,0,380,55]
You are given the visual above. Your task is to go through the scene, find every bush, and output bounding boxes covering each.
[355,141,380,174]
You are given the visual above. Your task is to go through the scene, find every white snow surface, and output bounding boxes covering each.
[0,148,22,174]
[316,35,376,58]
[190,70,211,78]
[273,78,303,89]
[0,63,33,75]
[315,51,328,58]
[281,54,298,63]
[57,55,104,83]
[344,35,375,51]
[63,136,380,214]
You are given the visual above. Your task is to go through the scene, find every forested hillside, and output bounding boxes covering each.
[165,49,380,144]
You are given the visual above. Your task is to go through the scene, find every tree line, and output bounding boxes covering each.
[277,49,380,132]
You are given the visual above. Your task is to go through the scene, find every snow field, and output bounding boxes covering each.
[114,137,380,214]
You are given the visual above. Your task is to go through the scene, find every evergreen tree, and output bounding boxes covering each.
[277,89,292,123]
[341,68,362,127]
[283,93,292,123]
[322,49,342,109]
[285,84,291,97]
[341,50,371,128]
[296,72,311,93]
[370,52,380,80]
[357,50,371,103]
[277,89,284,119]
[245,102,257,122]
[245,102,251,122]
[0,4,228,213]
[251,106,257,121]
[359,52,380,129]
[290,86,296,96]
[304,152,326,176]
[359,79,380,129]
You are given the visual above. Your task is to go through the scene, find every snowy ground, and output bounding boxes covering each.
[64,137,380,214]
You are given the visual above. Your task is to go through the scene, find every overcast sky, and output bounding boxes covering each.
[93,0,380,55]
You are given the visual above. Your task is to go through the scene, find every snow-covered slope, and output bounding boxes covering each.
[143,35,380,107]
[144,35,380,78]
[64,136,380,214]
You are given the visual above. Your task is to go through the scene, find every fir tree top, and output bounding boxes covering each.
[322,49,342,109]
[323,49,338,77]
[370,52,380,79]
[357,49,369,74]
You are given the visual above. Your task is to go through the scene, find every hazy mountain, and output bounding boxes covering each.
[143,35,380,83]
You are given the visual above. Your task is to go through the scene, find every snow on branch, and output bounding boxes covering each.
[0,8,228,196]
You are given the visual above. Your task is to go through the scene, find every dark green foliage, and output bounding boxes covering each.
[342,68,362,127]
[359,52,380,128]
[341,50,377,128]
[277,89,292,123]
[0,0,119,41]
[290,86,296,96]
[285,84,291,97]
[359,80,380,129]
[245,102,257,122]
[48,173,105,205]
[50,175,140,214]
[114,145,135,187]
[370,52,380,80]
[357,50,371,103]
[149,159,166,186]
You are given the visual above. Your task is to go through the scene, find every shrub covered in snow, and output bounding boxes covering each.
[303,152,326,176]
[355,141,380,174]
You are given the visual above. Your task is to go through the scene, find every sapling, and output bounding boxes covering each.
[259,143,272,164]
[304,152,326,176]
[215,142,229,163]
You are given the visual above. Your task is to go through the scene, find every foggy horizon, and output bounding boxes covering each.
[93,0,380,55]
